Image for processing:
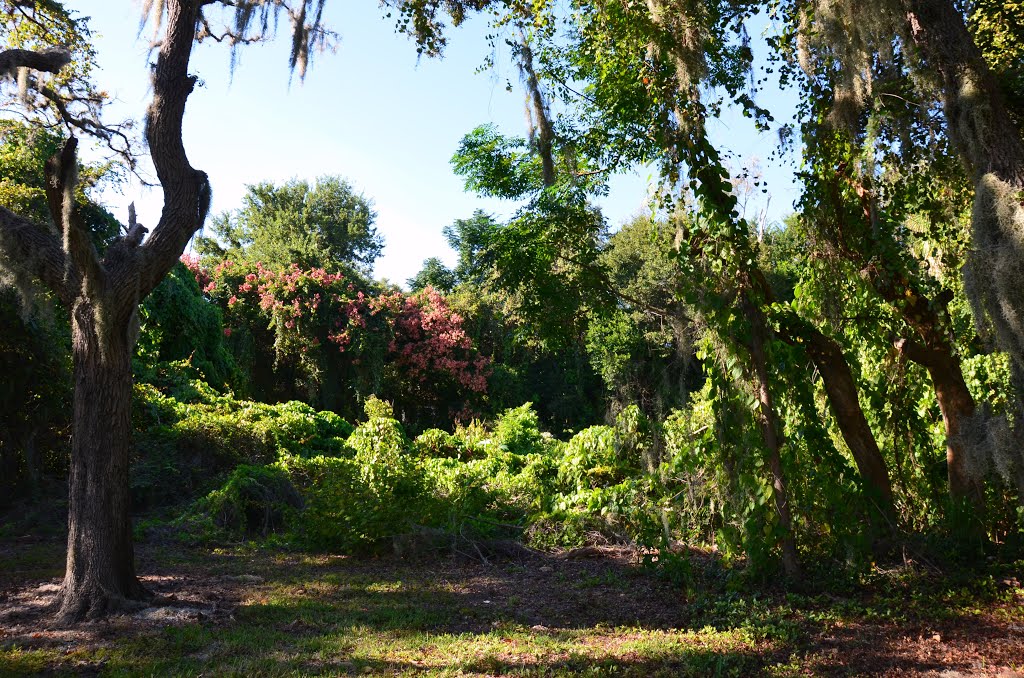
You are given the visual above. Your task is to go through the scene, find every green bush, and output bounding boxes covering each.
[558,426,618,493]
[414,428,466,458]
[493,403,544,455]
[131,369,353,508]
[193,463,302,537]
[285,454,427,552]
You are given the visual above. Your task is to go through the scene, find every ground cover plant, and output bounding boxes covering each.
[3,0,1024,674]
[2,539,1023,676]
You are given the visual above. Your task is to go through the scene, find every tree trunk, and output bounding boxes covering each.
[54,300,150,623]
[847,251,985,511]
[0,0,210,625]
[801,328,898,532]
[902,1,1024,372]
[895,337,985,512]
[743,295,801,579]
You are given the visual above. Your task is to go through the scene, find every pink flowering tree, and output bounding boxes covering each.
[182,258,490,428]
[386,286,491,425]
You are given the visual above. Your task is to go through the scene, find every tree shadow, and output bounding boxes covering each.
[2,542,1023,676]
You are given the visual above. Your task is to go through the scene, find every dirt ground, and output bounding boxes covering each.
[1,536,1023,676]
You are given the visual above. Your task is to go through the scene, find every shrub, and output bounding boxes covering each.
[558,426,618,493]
[193,463,302,538]
[131,371,353,509]
[285,454,426,552]
[492,403,544,455]
[414,428,465,459]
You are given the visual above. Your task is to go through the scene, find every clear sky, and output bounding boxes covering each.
[74,1,799,286]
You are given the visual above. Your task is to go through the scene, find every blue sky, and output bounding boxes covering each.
[75,1,799,285]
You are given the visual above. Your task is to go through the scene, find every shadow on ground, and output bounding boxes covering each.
[1,538,1023,676]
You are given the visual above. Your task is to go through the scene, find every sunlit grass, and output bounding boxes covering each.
[2,547,1021,677]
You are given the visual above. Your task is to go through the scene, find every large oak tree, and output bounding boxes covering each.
[0,0,335,623]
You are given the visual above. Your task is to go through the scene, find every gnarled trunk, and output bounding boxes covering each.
[54,299,149,623]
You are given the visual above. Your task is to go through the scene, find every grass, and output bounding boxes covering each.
[1,541,1023,677]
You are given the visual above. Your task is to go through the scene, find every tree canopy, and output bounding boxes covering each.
[3,0,1024,636]
[197,176,381,275]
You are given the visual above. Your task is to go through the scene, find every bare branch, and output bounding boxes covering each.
[43,136,104,290]
[125,202,148,246]
[0,206,74,307]
[38,84,135,169]
[196,14,266,46]
[2,45,138,173]
[137,0,209,299]
[0,46,70,76]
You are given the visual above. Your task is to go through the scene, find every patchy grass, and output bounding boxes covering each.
[1,540,1022,677]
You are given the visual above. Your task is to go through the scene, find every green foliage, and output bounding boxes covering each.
[407,257,457,293]
[196,176,382,275]
[137,263,241,391]
[557,425,617,493]
[131,364,353,509]
[413,428,465,459]
[492,403,545,455]
[969,0,1024,133]
[0,289,70,500]
[192,463,303,538]
[451,125,543,199]
[286,454,425,552]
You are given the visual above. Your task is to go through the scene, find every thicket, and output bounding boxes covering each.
[3,0,1024,589]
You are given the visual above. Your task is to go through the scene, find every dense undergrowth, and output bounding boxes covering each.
[130,360,1023,588]
[133,360,667,558]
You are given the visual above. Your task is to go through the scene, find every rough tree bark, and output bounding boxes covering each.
[816,155,987,510]
[0,0,210,623]
[58,302,149,620]
[901,1,1024,372]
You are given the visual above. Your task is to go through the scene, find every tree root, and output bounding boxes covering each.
[52,579,153,626]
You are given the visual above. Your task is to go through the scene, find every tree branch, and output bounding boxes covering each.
[43,136,105,291]
[138,0,209,300]
[894,336,941,368]
[38,84,135,170]
[0,46,70,76]
[0,206,74,306]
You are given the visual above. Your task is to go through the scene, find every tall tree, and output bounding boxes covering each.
[793,0,1024,377]
[196,176,382,274]
[0,0,335,623]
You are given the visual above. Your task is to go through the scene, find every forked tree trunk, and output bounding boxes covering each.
[1,0,216,625]
[54,300,150,623]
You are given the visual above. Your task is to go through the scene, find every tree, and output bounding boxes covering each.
[793,0,1024,383]
[196,176,381,275]
[0,119,121,500]
[408,256,456,293]
[589,216,701,421]
[0,0,336,623]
